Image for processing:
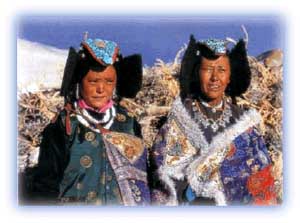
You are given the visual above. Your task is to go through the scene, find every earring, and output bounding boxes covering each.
[83,31,88,41]
[112,88,117,100]
[76,83,80,99]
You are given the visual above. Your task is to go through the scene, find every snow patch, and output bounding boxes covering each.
[17,39,68,94]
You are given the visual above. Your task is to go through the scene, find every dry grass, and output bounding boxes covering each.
[18,48,283,202]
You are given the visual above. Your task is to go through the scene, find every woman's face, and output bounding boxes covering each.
[81,65,117,109]
[199,55,231,105]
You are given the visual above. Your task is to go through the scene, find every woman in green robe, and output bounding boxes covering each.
[21,36,150,206]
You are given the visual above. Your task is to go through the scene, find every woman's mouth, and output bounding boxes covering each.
[208,84,221,91]
[92,96,106,100]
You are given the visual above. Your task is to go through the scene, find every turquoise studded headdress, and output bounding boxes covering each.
[179,35,251,101]
[200,38,227,55]
[81,38,120,65]
[60,34,142,103]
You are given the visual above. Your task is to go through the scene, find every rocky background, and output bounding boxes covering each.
[17,44,283,202]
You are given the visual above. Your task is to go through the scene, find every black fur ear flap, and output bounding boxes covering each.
[179,34,200,100]
[226,39,251,97]
[115,54,143,98]
[198,43,220,59]
[60,47,79,101]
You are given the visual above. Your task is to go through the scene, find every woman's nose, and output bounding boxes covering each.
[210,72,219,81]
[96,83,104,93]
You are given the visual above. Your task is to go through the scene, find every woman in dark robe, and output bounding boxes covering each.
[20,36,150,205]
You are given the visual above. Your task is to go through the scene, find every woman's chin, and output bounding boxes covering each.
[85,100,107,110]
[92,103,106,110]
[204,94,222,101]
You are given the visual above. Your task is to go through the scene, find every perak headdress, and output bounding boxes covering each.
[60,34,143,103]
[179,35,251,102]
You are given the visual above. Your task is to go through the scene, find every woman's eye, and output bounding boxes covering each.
[206,68,214,73]
[106,79,114,84]
[202,68,213,73]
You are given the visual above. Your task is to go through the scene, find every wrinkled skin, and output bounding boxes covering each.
[199,56,231,106]
[81,65,117,109]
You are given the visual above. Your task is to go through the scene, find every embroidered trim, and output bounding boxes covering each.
[103,132,145,164]
[114,166,147,183]
[103,133,148,206]
[169,97,208,151]
[187,108,261,205]
[163,119,197,167]
[129,180,143,203]
[158,97,262,205]
[103,137,136,205]
[157,166,179,206]
[170,97,261,156]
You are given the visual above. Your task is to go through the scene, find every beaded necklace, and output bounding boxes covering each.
[74,102,116,131]
[192,99,232,133]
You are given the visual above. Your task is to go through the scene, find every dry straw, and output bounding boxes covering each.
[18,45,283,202]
